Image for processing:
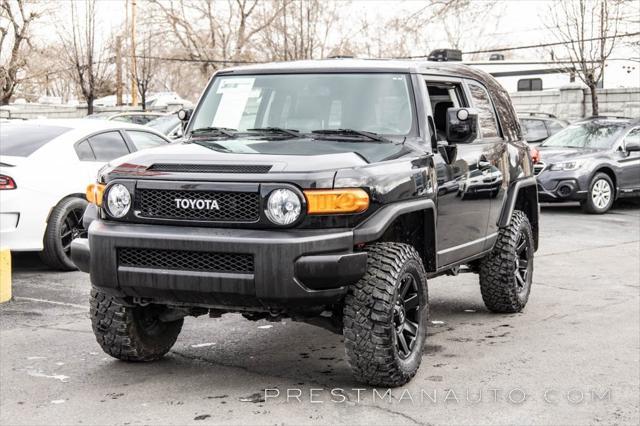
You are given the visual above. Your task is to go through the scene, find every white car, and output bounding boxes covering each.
[0,119,171,270]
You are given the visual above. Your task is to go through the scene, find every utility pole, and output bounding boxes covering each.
[130,0,138,107]
[116,36,123,106]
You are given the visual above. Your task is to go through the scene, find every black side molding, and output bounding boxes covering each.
[353,198,436,244]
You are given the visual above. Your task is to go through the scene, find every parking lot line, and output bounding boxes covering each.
[13,296,87,310]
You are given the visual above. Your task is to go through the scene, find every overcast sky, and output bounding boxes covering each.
[38,0,638,61]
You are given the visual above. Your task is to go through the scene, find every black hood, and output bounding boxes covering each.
[103,137,417,181]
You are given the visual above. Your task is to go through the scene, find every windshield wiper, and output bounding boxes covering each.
[311,129,390,143]
[189,139,233,153]
[190,127,237,138]
[247,127,301,138]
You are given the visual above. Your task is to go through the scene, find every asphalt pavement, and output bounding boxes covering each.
[1,201,639,425]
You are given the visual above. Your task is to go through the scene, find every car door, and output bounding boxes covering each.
[465,81,510,248]
[424,77,492,267]
[618,127,640,193]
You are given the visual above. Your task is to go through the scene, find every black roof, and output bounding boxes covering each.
[218,58,496,84]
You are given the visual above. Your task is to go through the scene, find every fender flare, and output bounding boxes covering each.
[353,198,436,244]
[498,176,538,228]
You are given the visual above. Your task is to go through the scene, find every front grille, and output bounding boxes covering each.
[148,164,272,174]
[533,162,546,176]
[136,189,260,222]
[118,248,254,273]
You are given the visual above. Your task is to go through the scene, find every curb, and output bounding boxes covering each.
[0,248,11,303]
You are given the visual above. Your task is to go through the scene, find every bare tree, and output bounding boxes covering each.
[257,0,340,60]
[148,0,287,77]
[58,0,111,114]
[0,0,44,104]
[547,0,623,115]
[133,32,159,110]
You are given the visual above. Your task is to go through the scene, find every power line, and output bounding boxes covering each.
[400,32,640,58]
[134,55,262,64]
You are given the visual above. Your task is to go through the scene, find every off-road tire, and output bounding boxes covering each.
[343,242,428,387]
[90,288,183,361]
[479,210,534,313]
[40,197,88,271]
[580,172,615,214]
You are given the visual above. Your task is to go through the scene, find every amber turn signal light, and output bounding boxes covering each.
[86,183,105,206]
[304,188,369,214]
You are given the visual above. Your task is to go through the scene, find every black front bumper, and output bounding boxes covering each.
[71,220,367,310]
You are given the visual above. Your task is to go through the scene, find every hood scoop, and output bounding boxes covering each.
[147,163,272,174]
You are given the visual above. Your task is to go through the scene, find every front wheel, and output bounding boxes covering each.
[479,210,534,313]
[343,243,428,387]
[90,289,183,361]
[581,173,614,214]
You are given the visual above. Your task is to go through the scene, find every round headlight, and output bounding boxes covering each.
[106,184,131,218]
[265,188,301,225]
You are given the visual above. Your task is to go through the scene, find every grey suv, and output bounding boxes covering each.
[536,117,640,213]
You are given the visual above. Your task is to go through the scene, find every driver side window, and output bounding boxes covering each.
[425,81,467,141]
[624,128,640,148]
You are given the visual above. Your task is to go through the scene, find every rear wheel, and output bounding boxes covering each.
[90,288,183,361]
[343,243,428,387]
[581,173,614,214]
[479,210,534,313]
[40,197,88,271]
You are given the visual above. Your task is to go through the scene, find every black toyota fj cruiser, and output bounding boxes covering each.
[72,59,539,387]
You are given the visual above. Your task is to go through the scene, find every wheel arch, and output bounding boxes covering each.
[590,166,617,198]
[45,193,87,224]
[353,199,437,272]
[498,177,539,250]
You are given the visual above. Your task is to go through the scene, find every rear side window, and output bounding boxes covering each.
[88,131,130,161]
[0,124,71,157]
[126,131,169,150]
[75,140,95,160]
[468,83,500,139]
[111,115,133,123]
[521,119,548,142]
[132,115,158,125]
[545,120,565,135]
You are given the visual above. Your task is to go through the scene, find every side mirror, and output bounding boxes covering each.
[177,108,192,122]
[446,107,478,144]
[625,140,640,152]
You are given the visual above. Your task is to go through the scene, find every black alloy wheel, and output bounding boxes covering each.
[60,207,87,255]
[393,272,421,359]
[514,230,532,294]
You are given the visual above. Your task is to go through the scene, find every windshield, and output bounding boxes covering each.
[541,121,626,149]
[190,73,415,135]
[0,123,71,157]
[147,114,180,134]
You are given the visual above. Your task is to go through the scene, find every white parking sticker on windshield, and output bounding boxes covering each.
[212,78,256,129]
